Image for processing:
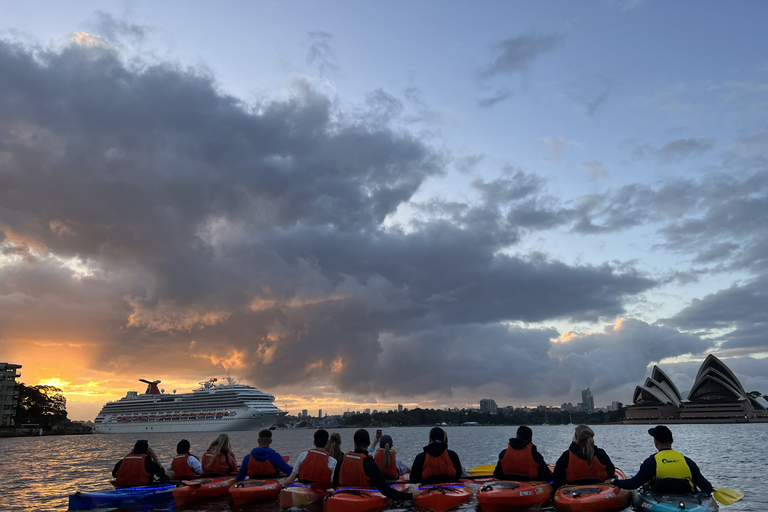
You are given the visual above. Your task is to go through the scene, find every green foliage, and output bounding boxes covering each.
[15,383,68,429]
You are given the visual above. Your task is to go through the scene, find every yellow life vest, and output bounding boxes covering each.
[654,450,694,492]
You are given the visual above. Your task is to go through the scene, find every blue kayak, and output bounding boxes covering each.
[68,484,176,510]
[631,489,719,512]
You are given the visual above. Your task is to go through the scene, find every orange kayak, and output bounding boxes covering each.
[279,483,330,507]
[230,479,282,505]
[172,476,236,505]
[413,482,473,512]
[477,480,554,511]
[553,470,631,512]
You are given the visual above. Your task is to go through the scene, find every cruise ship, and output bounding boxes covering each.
[94,378,287,433]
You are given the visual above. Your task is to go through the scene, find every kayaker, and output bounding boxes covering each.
[611,425,713,494]
[493,426,552,481]
[201,433,238,475]
[333,429,421,499]
[409,427,464,484]
[368,433,410,479]
[112,439,167,486]
[236,429,293,481]
[326,432,343,465]
[552,425,616,489]
[281,429,337,487]
[166,439,203,479]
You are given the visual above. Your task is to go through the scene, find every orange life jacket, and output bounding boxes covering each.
[115,453,150,486]
[202,451,231,474]
[565,451,607,483]
[338,451,369,487]
[170,454,197,479]
[247,454,278,477]
[500,443,538,478]
[421,450,457,481]
[373,448,398,479]
[298,449,332,484]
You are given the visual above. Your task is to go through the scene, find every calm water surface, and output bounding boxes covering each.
[1,424,761,512]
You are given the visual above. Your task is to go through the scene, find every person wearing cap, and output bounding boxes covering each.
[236,429,293,482]
[409,427,464,484]
[281,429,337,487]
[112,440,167,486]
[552,425,615,489]
[368,433,410,479]
[493,426,552,481]
[332,429,420,499]
[166,439,203,479]
[612,426,713,494]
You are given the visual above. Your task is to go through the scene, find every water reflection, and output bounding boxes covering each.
[2,424,759,511]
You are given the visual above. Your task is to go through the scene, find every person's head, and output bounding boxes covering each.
[258,429,273,447]
[133,440,149,454]
[379,434,394,449]
[325,432,342,461]
[516,426,533,443]
[314,429,330,448]
[429,427,445,444]
[176,439,191,455]
[353,429,370,449]
[648,425,673,449]
[205,433,232,470]
[379,433,394,468]
[573,425,596,467]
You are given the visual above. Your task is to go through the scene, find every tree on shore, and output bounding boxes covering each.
[15,383,68,429]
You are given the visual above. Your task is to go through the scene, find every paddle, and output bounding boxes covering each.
[714,488,744,505]
[467,464,496,476]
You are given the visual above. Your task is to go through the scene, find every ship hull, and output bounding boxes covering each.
[95,412,285,433]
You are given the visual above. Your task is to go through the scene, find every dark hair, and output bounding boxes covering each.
[353,429,370,447]
[259,429,272,439]
[177,439,191,454]
[429,427,445,443]
[516,426,533,442]
[133,440,149,454]
[314,429,330,447]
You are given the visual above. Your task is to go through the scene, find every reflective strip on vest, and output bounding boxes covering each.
[339,452,369,487]
[170,454,196,478]
[299,449,332,484]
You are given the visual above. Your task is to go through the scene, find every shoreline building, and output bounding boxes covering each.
[1,363,22,427]
[479,398,498,414]
[625,354,768,424]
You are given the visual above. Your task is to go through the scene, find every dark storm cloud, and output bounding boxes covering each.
[655,137,715,164]
[480,34,563,78]
[0,37,673,400]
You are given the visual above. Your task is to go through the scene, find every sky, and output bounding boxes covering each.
[0,1,767,421]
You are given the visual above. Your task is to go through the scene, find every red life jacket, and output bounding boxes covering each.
[115,453,150,486]
[565,451,607,483]
[338,452,369,487]
[170,454,197,479]
[202,451,231,474]
[421,450,457,481]
[298,449,332,484]
[500,443,538,478]
[247,454,277,477]
[373,448,398,479]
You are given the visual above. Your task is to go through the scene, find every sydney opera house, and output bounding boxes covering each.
[625,354,768,423]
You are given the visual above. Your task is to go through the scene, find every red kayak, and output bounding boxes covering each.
[230,479,282,505]
[172,476,236,505]
[279,483,330,508]
[323,483,410,512]
[553,469,631,512]
[413,482,473,512]
[477,479,554,511]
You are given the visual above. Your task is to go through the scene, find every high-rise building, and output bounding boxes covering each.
[397,404,403,412]
[364,408,371,414]
[318,409,322,418]
[479,398,498,413]
[302,409,308,418]
[581,387,594,412]
[0,363,22,427]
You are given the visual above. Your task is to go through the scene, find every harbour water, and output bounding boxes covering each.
[2,423,761,511]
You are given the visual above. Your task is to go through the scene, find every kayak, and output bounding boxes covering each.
[413,482,473,512]
[553,483,631,511]
[172,476,237,505]
[279,483,331,507]
[324,483,411,512]
[631,489,719,512]
[476,479,554,511]
[230,479,282,505]
[68,484,176,510]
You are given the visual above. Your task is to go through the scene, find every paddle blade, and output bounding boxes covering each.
[714,488,744,505]
[467,464,496,476]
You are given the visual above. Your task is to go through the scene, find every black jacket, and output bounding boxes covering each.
[612,449,713,494]
[552,442,615,489]
[409,442,463,484]
[332,448,413,500]
[493,438,552,481]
